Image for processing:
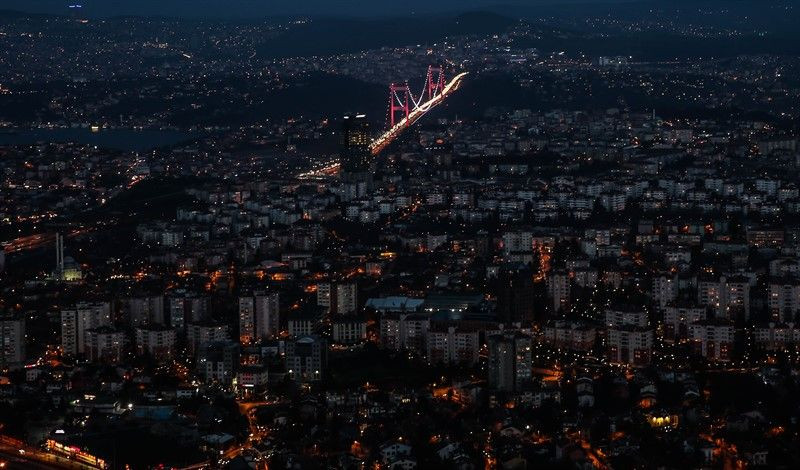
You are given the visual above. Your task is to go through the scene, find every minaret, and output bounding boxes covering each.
[55,233,64,279]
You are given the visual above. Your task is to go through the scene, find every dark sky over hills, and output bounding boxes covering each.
[2,1,796,36]
[0,0,649,18]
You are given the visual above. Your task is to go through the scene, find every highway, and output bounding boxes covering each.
[2,233,57,254]
[0,453,62,470]
[0,445,93,470]
[2,228,90,255]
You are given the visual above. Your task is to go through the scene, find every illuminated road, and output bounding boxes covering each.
[0,454,61,470]
[370,71,468,155]
[2,228,90,255]
[166,399,253,470]
[296,161,340,180]
[2,233,56,254]
[214,401,274,469]
[0,445,93,470]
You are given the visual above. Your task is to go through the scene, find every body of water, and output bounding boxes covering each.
[0,128,199,151]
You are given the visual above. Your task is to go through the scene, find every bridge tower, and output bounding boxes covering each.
[388,83,410,127]
[426,66,446,101]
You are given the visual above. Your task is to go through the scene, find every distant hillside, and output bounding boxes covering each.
[258,12,516,59]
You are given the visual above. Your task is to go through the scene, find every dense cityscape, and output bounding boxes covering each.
[1,1,800,469]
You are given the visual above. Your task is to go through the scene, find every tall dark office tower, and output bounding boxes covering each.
[339,114,373,200]
[340,114,371,173]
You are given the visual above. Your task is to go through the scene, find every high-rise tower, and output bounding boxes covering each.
[339,114,373,200]
[487,332,532,392]
[340,114,371,174]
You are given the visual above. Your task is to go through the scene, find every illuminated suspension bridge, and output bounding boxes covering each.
[297,66,467,179]
[370,66,468,155]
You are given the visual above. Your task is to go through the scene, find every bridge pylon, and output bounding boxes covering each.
[426,65,446,101]
[389,82,410,127]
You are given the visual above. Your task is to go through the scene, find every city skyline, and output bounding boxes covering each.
[1,1,799,469]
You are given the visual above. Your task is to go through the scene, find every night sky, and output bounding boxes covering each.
[1,0,640,18]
